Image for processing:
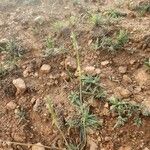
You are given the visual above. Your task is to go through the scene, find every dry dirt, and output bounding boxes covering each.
[0,0,150,150]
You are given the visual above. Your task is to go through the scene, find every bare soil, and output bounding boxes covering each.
[0,0,150,150]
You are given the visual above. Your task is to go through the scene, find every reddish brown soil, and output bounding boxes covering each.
[0,0,150,150]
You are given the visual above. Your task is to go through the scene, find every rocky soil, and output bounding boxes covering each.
[0,0,150,150]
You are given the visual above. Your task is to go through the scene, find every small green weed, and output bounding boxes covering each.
[15,107,27,124]
[43,37,67,57]
[106,9,126,18]
[96,29,129,53]
[81,75,106,100]
[108,97,142,128]
[90,13,103,27]
[6,39,25,60]
[135,3,150,15]
[46,37,54,49]
[113,30,129,50]
[144,58,150,70]
[53,20,68,32]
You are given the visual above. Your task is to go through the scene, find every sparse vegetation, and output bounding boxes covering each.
[108,97,142,128]
[134,3,150,15]
[106,9,126,18]
[144,58,150,70]
[43,37,67,57]
[0,1,150,149]
[6,39,25,60]
[94,29,129,53]
[53,20,68,32]
[90,13,103,27]
[81,75,106,100]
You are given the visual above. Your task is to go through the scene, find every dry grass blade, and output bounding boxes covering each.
[71,32,86,150]
[0,140,60,149]
[46,96,71,149]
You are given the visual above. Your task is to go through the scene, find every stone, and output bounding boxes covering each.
[95,68,101,74]
[118,146,132,150]
[143,148,149,150]
[120,88,131,98]
[141,99,150,116]
[6,101,17,110]
[118,66,127,74]
[134,86,141,94]
[34,16,45,25]
[129,59,136,65]
[40,64,51,74]
[84,66,96,76]
[101,60,109,66]
[122,75,132,84]
[134,69,150,86]
[23,66,33,77]
[115,87,131,99]
[61,72,69,81]
[33,99,42,112]
[65,56,77,71]
[12,78,26,95]
[32,143,45,150]
[88,139,98,150]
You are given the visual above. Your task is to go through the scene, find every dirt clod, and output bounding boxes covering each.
[134,68,150,86]
[12,78,26,95]
[65,56,77,71]
[118,66,127,74]
[32,143,45,150]
[6,101,17,110]
[40,64,51,74]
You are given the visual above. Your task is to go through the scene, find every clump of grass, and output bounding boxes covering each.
[43,37,67,57]
[134,3,150,15]
[53,20,69,32]
[46,37,55,49]
[113,30,129,50]
[106,9,126,18]
[108,97,142,128]
[81,75,106,100]
[6,39,25,60]
[95,29,129,53]
[15,107,27,124]
[90,13,103,27]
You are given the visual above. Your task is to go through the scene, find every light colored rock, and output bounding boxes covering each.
[101,60,109,66]
[6,101,17,110]
[65,56,77,71]
[84,66,95,76]
[141,99,150,116]
[12,78,26,95]
[122,75,132,84]
[115,87,131,99]
[34,16,45,25]
[118,146,132,150]
[95,68,101,74]
[88,139,98,150]
[134,69,150,86]
[40,64,51,74]
[33,99,42,112]
[134,86,141,94]
[129,59,136,65]
[143,147,149,150]
[120,88,131,98]
[61,72,69,81]
[32,143,45,150]
[118,66,127,74]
